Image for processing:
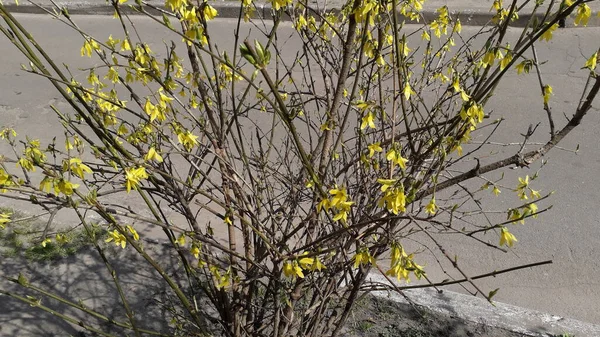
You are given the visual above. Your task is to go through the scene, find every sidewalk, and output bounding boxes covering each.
[3,0,600,26]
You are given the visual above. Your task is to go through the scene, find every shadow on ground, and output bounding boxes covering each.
[0,237,186,337]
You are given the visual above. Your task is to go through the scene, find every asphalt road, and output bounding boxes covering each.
[1,14,600,326]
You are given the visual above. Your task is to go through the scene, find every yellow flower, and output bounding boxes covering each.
[361,111,376,130]
[117,124,129,136]
[543,85,553,104]
[540,23,558,42]
[317,198,330,212]
[298,254,314,269]
[176,233,186,246]
[453,19,462,33]
[283,261,304,279]
[67,158,93,179]
[80,39,99,58]
[105,35,119,49]
[55,233,70,244]
[454,144,463,156]
[377,179,396,192]
[585,51,598,71]
[166,0,187,11]
[144,147,164,163]
[490,0,502,11]
[39,176,53,193]
[329,187,348,208]
[158,90,174,108]
[451,77,461,93]
[332,201,353,223]
[378,187,406,215]
[399,40,411,57]
[177,130,199,151]
[499,227,517,247]
[181,6,198,24]
[295,15,307,31]
[211,266,232,289]
[517,175,529,190]
[299,253,326,272]
[120,39,131,51]
[41,238,52,248]
[515,60,531,75]
[482,49,496,68]
[106,67,120,84]
[425,198,437,215]
[203,4,218,21]
[17,157,35,172]
[126,225,140,241]
[386,149,408,170]
[0,127,17,140]
[271,0,292,11]
[386,243,425,282]
[500,51,512,70]
[523,203,539,218]
[134,45,149,66]
[493,185,501,196]
[219,63,242,82]
[368,142,382,157]
[353,249,376,268]
[124,166,148,193]
[105,229,127,249]
[190,243,201,259]
[403,82,416,101]
[56,179,80,196]
[574,4,591,26]
[459,89,470,102]
[144,99,165,122]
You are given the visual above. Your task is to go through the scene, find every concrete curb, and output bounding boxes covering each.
[368,273,600,337]
[2,1,600,27]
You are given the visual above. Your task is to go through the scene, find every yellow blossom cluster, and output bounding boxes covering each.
[490,0,519,24]
[385,243,424,282]
[318,186,354,223]
[377,179,406,215]
[124,166,148,193]
[283,252,326,279]
[105,225,140,249]
[353,248,376,268]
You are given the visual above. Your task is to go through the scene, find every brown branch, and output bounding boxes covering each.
[417,75,600,201]
[365,260,553,291]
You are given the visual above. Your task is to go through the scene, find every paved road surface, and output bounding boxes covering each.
[1,13,600,328]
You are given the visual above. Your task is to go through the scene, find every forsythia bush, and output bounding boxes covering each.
[0,0,599,336]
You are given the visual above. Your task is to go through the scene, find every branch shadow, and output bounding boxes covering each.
[0,232,190,337]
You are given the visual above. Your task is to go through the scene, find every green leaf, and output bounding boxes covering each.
[162,13,173,29]
[488,288,500,300]
[239,44,256,65]
[17,273,28,286]
[254,40,265,66]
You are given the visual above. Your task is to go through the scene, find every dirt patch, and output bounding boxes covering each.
[342,295,531,337]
